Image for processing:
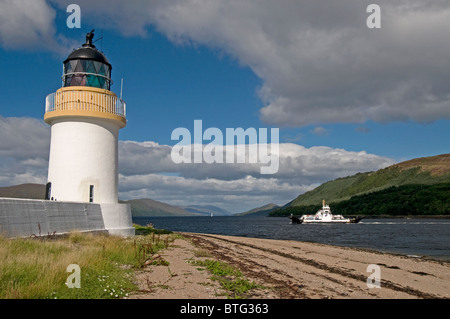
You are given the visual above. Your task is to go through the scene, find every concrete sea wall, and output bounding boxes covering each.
[0,198,107,238]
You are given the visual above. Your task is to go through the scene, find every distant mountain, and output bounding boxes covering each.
[270,154,450,217]
[235,203,280,217]
[123,200,233,217]
[0,183,45,200]
[0,183,228,217]
[181,205,232,216]
[121,198,202,217]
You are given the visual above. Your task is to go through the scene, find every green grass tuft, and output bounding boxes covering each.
[191,259,262,298]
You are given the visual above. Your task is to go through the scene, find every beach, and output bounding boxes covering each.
[129,232,450,299]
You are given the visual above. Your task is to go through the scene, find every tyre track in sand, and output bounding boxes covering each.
[183,233,446,299]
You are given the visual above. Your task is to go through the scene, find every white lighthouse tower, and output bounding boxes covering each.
[44,31,134,236]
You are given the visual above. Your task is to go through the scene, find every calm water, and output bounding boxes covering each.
[133,216,450,262]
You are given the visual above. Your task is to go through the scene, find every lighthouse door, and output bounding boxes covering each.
[45,182,51,200]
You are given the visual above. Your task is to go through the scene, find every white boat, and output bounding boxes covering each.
[290,200,363,224]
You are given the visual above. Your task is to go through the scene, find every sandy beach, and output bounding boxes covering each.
[130,233,449,299]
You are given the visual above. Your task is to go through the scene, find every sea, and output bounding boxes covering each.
[133,216,450,262]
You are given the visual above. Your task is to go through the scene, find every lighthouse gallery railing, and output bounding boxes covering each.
[45,89,126,118]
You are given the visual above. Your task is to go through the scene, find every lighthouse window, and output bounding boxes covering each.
[64,61,71,74]
[98,77,106,88]
[74,60,85,73]
[86,61,96,74]
[63,60,111,90]
[69,60,78,72]
[89,185,94,203]
[94,61,105,75]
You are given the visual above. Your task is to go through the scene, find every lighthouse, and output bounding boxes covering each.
[44,30,134,236]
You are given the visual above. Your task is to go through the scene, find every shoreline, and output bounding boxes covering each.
[134,215,450,218]
[133,216,450,263]
[130,232,450,299]
[281,238,450,263]
[281,215,450,219]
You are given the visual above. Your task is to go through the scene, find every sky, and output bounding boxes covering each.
[0,0,449,213]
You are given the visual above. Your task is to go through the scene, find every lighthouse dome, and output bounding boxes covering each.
[65,45,110,65]
[62,30,112,90]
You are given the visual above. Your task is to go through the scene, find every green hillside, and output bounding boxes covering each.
[271,154,450,217]
[235,203,279,217]
[291,154,450,206]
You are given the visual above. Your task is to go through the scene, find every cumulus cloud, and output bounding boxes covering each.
[0,0,53,48]
[155,0,450,126]
[119,140,393,183]
[7,1,449,125]
[0,116,394,212]
[49,0,450,126]
[118,173,309,214]
[118,140,394,212]
[310,127,329,137]
[0,0,76,52]
[0,116,50,186]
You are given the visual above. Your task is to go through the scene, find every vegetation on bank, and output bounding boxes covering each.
[190,257,262,298]
[0,224,261,299]
[290,166,450,208]
[0,224,174,299]
[270,183,450,217]
[134,223,173,235]
[272,154,450,217]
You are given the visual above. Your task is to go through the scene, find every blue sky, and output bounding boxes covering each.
[3,28,448,159]
[0,0,449,212]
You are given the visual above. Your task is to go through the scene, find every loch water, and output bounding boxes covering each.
[133,216,450,262]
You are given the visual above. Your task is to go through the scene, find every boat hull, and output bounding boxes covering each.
[302,219,351,224]
[300,216,363,224]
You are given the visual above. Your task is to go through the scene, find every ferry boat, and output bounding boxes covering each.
[289,200,363,224]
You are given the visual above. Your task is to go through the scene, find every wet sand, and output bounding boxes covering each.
[130,233,450,299]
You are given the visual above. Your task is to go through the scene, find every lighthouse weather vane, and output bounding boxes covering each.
[86,29,95,45]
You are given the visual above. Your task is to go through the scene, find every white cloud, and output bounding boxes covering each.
[119,140,393,183]
[118,173,310,213]
[0,0,53,47]
[0,116,50,159]
[0,116,394,212]
[310,127,329,137]
[118,140,394,212]
[52,0,450,126]
[0,0,75,53]
[7,1,450,125]
[0,116,50,186]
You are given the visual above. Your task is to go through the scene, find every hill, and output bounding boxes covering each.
[181,205,232,216]
[0,183,45,200]
[290,154,450,206]
[271,154,450,217]
[0,184,223,217]
[121,198,203,217]
[235,203,280,217]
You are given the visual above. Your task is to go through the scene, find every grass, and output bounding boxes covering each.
[191,259,262,298]
[0,224,175,299]
[0,223,261,299]
[134,223,173,235]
